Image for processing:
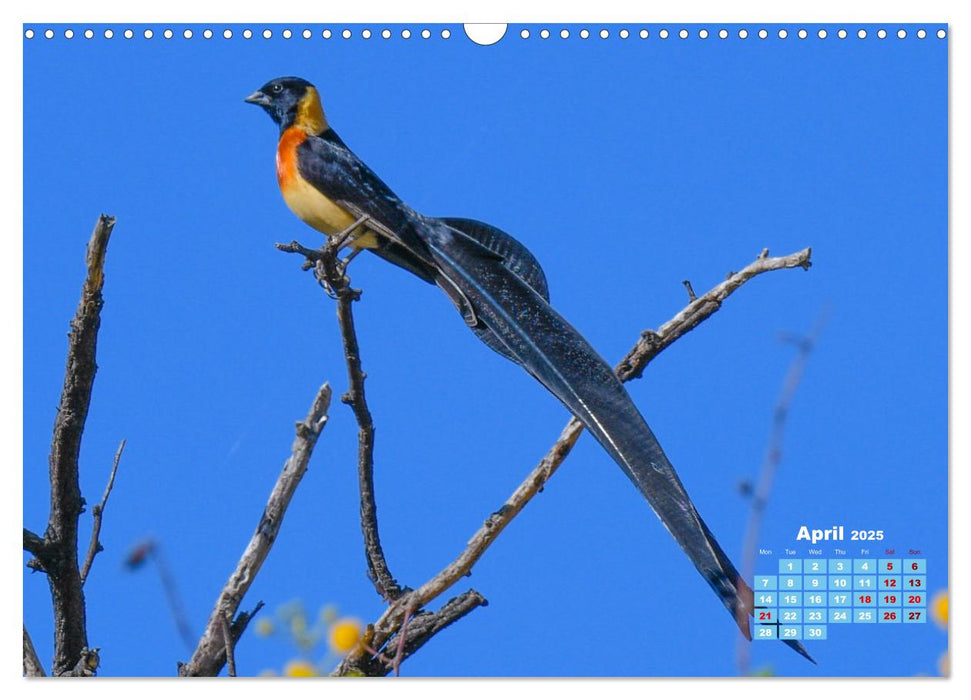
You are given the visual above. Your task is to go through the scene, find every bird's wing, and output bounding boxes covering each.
[421,219,815,663]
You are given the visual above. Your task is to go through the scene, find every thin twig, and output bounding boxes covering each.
[334,246,813,675]
[178,382,332,677]
[279,239,402,600]
[220,612,236,677]
[23,625,46,677]
[80,439,125,586]
[41,214,116,675]
[151,544,196,651]
[736,307,828,675]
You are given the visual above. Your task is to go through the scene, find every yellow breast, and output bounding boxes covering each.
[276,127,379,248]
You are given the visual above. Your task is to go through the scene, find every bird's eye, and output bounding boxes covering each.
[271,84,283,94]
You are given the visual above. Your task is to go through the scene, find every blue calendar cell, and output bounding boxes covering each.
[804,625,827,640]
[904,575,926,590]
[803,559,827,574]
[779,559,802,574]
[904,592,926,607]
[829,558,852,574]
[755,576,777,590]
[880,608,902,623]
[805,592,826,607]
[829,592,852,607]
[880,576,902,591]
[754,625,777,640]
[853,559,875,574]
[904,559,927,574]
[880,559,901,574]
[780,625,802,640]
[829,609,852,623]
[803,575,827,591]
[755,609,778,624]
[755,592,776,606]
[855,609,877,623]
[780,592,802,607]
[855,592,877,607]
[881,592,901,606]
[904,609,926,624]
[779,576,800,590]
[780,609,802,624]
[829,575,852,590]
[804,609,826,624]
[854,576,876,590]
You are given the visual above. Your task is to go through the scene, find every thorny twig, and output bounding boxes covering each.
[80,439,126,586]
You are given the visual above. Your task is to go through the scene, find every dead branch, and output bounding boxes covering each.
[80,439,125,586]
[331,246,813,676]
[278,239,402,600]
[29,214,115,676]
[178,382,332,677]
[23,625,45,677]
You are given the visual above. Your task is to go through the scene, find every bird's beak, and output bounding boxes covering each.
[244,90,271,106]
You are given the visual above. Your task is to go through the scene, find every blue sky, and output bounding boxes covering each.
[23,23,947,677]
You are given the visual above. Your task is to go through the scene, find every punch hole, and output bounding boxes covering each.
[659,29,669,39]
[143,29,153,39]
[520,29,529,39]
[24,28,34,39]
[937,29,946,39]
[758,29,768,39]
[223,29,233,39]
[560,29,570,39]
[798,29,808,39]
[698,29,708,39]
[838,29,847,39]
[917,29,927,39]
[84,29,94,39]
[382,29,392,39]
[897,29,907,39]
[620,29,629,39]
[104,29,113,39]
[64,29,74,39]
[779,29,788,39]
[184,29,193,39]
[738,28,748,39]
[877,29,887,39]
[464,24,507,46]
[678,29,688,39]
[401,29,411,39]
[342,29,352,39]
[282,29,293,39]
[362,29,373,39]
[580,29,590,39]
[858,29,867,39]
[202,29,212,39]
[600,29,609,39]
[163,29,173,39]
[718,29,728,39]
[243,29,253,39]
[322,29,332,39]
[45,29,54,39]
[540,29,550,39]
[303,29,312,39]
[262,29,271,39]
[639,29,648,39]
[818,29,827,39]
[124,29,133,39]
[442,29,451,39]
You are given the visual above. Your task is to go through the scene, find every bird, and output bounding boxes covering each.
[246,76,814,663]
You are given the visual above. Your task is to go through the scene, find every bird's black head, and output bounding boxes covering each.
[245,76,327,133]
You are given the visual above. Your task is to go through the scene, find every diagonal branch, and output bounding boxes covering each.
[278,239,403,600]
[41,214,115,675]
[80,439,125,586]
[178,382,333,677]
[332,246,812,675]
[23,625,45,677]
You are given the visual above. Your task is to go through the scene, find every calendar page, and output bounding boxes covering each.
[22,18,948,678]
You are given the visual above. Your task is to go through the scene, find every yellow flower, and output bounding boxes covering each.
[328,617,363,655]
[255,618,274,637]
[283,659,317,677]
[930,590,948,629]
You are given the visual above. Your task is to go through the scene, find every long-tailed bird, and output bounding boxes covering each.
[246,76,814,663]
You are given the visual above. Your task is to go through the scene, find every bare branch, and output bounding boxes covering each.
[23,625,45,677]
[178,382,333,677]
[736,307,828,675]
[333,246,813,675]
[41,214,116,675]
[80,439,125,586]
